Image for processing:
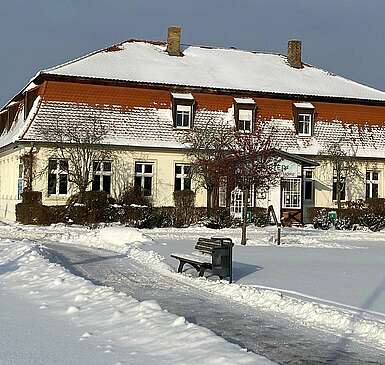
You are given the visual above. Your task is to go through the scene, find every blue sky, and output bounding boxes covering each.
[1,0,384,105]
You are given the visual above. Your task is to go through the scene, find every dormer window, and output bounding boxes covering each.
[298,113,312,136]
[176,104,191,128]
[238,109,253,133]
[294,102,315,137]
[172,92,194,129]
[234,98,256,133]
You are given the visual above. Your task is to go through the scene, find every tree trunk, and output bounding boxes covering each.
[241,188,249,245]
[336,170,342,212]
[206,186,213,218]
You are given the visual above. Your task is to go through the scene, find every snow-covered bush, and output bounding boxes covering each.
[358,198,385,231]
[334,216,353,230]
[312,208,332,230]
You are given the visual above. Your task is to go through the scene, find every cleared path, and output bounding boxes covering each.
[41,242,385,365]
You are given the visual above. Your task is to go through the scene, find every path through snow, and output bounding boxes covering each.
[42,242,385,365]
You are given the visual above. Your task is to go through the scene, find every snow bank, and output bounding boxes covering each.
[2,222,385,350]
[0,237,272,365]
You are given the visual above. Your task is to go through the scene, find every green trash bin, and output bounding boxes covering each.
[328,210,337,222]
[246,210,253,223]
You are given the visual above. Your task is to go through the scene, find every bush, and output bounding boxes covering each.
[118,186,150,207]
[173,190,195,227]
[253,207,268,227]
[21,191,42,205]
[312,208,332,230]
[16,203,49,225]
[359,198,385,231]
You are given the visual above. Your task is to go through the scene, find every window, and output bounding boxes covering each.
[282,178,301,209]
[176,105,192,128]
[92,161,112,194]
[238,109,253,133]
[175,164,191,191]
[48,159,68,195]
[172,93,194,129]
[366,171,379,199]
[17,163,24,200]
[135,162,153,197]
[298,113,312,136]
[332,172,346,201]
[304,169,313,201]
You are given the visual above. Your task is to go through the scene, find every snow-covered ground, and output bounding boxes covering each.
[1,221,385,361]
[0,225,272,365]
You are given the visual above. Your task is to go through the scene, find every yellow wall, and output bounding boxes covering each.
[32,147,207,208]
[0,147,26,220]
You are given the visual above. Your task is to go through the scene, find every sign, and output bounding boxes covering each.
[275,159,301,178]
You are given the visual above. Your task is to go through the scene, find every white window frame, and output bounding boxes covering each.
[175,163,191,191]
[332,170,346,202]
[92,161,112,194]
[298,113,312,136]
[135,162,154,197]
[48,159,68,196]
[175,104,192,129]
[238,109,253,133]
[366,170,379,199]
[282,178,301,209]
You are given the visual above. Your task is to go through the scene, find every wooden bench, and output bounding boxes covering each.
[171,237,233,283]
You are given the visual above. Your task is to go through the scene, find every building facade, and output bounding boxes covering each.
[1,27,385,222]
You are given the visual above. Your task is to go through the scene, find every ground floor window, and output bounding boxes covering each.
[135,162,153,196]
[174,164,191,191]
[92,161,112,194]
[282,178,301,209]
[230,187,243,218]
[332,174,346,201]
[366,171,379,199]
[48,159,68,195]
[17,163,24,200]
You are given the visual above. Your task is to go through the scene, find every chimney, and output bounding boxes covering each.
[287,40,302,68]
[167,26,182,56]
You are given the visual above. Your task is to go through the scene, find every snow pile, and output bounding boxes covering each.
[2,223,385,350]
[0,238,272,365]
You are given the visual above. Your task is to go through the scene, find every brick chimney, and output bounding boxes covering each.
[287,40,302,68]
[167,26,182,56]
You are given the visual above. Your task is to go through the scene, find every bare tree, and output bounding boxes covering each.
[40,115,111,201]
[184,118,279,244]
[183,118,235,217]
[229,129,280,245]
[319,139,363,211]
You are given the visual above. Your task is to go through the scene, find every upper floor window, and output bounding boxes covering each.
[366,171,379,199]
[234,98,255,133]
[293,102,315,137]
[172,93,194,129]
[92,161,112,194]
[298,113,312,136]
[176,105,191,128]
[135,162,154,197]
[175,164,191,191]
[48,159,68,195]
[238,109,253,133]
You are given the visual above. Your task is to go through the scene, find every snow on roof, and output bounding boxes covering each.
[171,92,194,100]
[234,97,256,104]
[293,102,315,109]
[42,41,385,101]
